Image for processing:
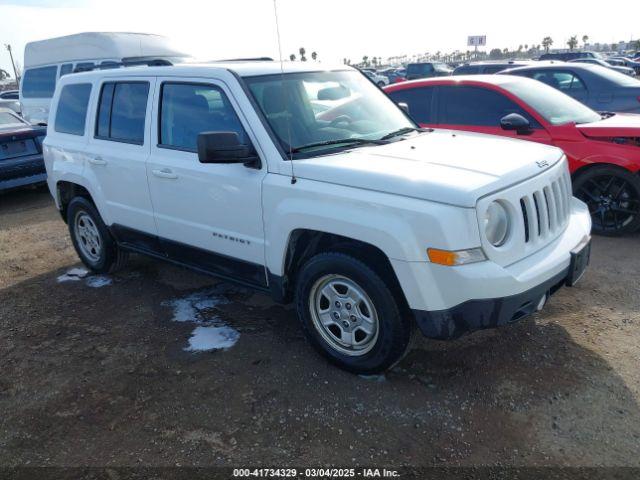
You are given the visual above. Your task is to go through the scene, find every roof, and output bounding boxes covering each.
[59,61,352,81]
[386,74,534,89]
[24,32,187,68]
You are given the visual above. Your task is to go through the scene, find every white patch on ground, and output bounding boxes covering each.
[57,267,89,283]
[162,289,231,323]
[162,285,241,353]
[184,325,240,352]
[85,275,112,288]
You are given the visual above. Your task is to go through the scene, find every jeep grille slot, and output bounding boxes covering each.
[519,171,571,244]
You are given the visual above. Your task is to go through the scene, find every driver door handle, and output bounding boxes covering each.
[88,156,107,166]
[152,168,178,180]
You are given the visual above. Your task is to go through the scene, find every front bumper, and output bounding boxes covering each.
[392,198,592,339]
[0,154,46,191]
[412,267,569,339]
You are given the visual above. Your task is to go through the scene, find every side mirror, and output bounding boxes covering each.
[197,131,260,168]
[500,113,531,134]
[397,102,410,115]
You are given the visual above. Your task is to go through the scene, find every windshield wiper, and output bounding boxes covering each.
[291,138,388,153]
[379,127,426,141]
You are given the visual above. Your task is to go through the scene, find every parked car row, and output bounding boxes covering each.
[6,33,640,239]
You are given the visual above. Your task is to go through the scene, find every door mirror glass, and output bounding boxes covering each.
[197,131,259,167]
[500,113,531,134]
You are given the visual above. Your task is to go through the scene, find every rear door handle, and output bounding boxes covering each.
[152,168,178,179]
[88,156,107,166]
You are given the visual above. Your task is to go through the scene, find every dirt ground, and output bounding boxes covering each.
[1,187,639,468]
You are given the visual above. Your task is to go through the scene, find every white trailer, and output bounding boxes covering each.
[20,32,187,124]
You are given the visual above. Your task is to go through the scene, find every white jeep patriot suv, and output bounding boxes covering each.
[44,61,592,373]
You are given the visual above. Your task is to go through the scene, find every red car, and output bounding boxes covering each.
[384,75,640,235]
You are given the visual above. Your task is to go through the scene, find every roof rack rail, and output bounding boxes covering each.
[73,57,173,73]
[213,57,274,62]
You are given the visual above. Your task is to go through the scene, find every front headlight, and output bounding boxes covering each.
[484,201,510,247]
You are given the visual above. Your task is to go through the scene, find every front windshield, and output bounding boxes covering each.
[502,79,601,125]
[244,70,415,157]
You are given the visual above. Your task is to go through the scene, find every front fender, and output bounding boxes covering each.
[262,175,481,276]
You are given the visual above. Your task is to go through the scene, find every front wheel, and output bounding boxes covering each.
[295,253,411,374]
[573,166,640,236]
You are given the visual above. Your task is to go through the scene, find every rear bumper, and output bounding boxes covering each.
[412,267,569,339]
[0,154,46,191]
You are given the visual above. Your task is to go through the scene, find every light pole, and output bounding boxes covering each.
[4,44,20,84]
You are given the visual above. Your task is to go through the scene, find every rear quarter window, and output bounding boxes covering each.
[22,66,58,98]
[54,83,92,136]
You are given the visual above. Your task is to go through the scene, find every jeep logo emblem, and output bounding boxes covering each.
[536,160,549,168]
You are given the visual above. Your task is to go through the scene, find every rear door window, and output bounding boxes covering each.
[95,81,150,144]
[54,83,92,135]
[22,66,58,98]
[387,87,435,124]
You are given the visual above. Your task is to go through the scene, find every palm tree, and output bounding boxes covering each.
[567,35,578,51]
[299,47,307,62]
[542,36,553,53]
[582,35,589,47]
[289,54,296,61]
[311,51,317,61]
[362,55,369,66]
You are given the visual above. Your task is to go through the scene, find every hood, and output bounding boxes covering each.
[293,130,564,208]
[576,113,640,138]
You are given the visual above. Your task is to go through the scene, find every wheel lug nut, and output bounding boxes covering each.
[335,301,342,308]
[332,312,340,320]
[342,321,350,328]
[350,315,357,322]
[345,303,352,310]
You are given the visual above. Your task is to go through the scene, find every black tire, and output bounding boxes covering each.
[66,197,128,273]
[294,252,412,374]
[377,81,385,87]
[573,166,640,236]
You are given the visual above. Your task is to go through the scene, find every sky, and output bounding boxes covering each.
[0,0,638,76]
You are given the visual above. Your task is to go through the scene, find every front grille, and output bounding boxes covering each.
[519,169,572,244]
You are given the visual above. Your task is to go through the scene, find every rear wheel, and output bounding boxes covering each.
[67,197,128,273]
[573,166,640,236]
[295,252,411,374]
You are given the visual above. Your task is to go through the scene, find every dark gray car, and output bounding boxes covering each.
[501,63,640,113]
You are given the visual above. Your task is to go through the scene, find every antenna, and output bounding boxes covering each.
[272,0,296,184]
